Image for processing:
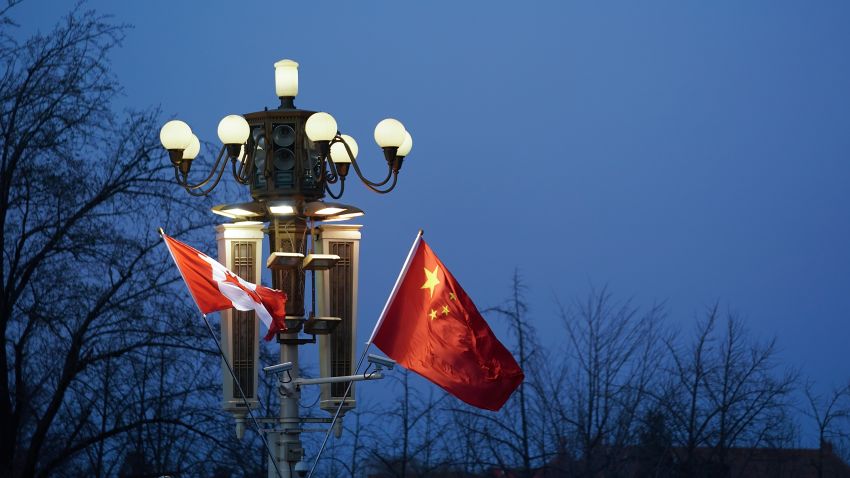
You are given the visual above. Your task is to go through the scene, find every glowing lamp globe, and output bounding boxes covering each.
[397,131,413,157]
[374,118,405,148]
[217,115,250,145]
[160,120,192,150]
[330,135,358,164]
[182,134,200,160]
[305,112,338,142]
[274,59,299,97]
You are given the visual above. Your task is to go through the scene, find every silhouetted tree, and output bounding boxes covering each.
[556,286,665,477]
[803,380,850,478]
[657,306,796,474]
[633,407,675,477]
[446,272,561,478]
[0,3,245,476]
[366,370,450,478]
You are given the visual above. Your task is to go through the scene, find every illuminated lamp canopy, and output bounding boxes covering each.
[211,200,364,222]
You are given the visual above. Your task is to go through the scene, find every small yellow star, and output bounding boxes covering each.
[441,305,450,316]
[449,292,457,301]
[429,309,438,320]
[421,266,441,299]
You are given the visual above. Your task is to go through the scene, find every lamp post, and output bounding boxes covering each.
[160,59,412,477]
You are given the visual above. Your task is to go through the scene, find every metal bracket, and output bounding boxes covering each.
[279,335,316,346]
[295,372,383,387]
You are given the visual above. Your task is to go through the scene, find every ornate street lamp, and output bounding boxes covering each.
[158,59,412,204]
[159,59,411,477]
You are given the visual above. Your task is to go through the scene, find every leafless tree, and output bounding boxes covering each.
[0,3,244,476]
[366,370,451,478]
[554,286,665,477]
[802,380,850,478]
[658,306,796,475]
[446,272,566,477]
[484,270,537,476]
[320,408,360,477]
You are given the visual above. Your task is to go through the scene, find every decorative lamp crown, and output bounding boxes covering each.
[158,59,414,204]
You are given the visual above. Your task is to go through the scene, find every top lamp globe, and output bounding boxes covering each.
[274,59,299,98]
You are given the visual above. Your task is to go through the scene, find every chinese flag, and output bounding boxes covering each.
[162,233,287,341]
[371,235,524,411]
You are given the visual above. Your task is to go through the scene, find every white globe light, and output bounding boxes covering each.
[374,118,405,148]
[305,112,338,142]
[217,115,250,145]
[159,120,192,150]
[182,134,200,160]
[274,59,299,97]
[397,131,413,157]
[330,134,358,164]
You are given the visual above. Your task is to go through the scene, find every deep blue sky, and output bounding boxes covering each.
[15,0,850,412]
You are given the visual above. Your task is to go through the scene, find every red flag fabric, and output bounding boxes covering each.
[162,233,287,341]
[371,236,524,411]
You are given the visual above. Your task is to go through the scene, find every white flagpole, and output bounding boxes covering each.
[307,229,423,478]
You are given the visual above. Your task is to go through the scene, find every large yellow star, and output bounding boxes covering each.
[421,266,441,299]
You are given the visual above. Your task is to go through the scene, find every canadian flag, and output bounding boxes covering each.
[162,233,287,341]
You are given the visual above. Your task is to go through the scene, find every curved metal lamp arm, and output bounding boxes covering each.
[360,170,398,194]
[174,145,228,190]
[350,156,394,187]
[323,165,340,184]
[314,153,339,184]
[325,176,345,199]
[329,134,394,188]
[231,157,247,185]
[176,156,230,196]
[233,140,258,185]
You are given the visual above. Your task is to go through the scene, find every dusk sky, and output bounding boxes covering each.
[15,0,850,408]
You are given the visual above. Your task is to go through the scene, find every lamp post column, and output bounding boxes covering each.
[270,333,302,478]
[267,217,309,477]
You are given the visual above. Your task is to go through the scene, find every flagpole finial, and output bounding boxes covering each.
[418,229,424,237]
[157,227,165,238]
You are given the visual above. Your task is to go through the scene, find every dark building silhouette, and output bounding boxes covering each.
[369,442,850,478]
[523,442,850,478]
